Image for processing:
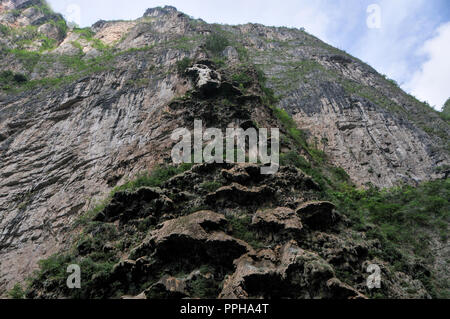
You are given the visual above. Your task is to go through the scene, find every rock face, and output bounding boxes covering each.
[24,163,430,299]
[131,210,250,266]
[295,201,338,230]
[251,207,303,241]
[219,240,365,299]
[218,23,449,187]
[0,3,448,296]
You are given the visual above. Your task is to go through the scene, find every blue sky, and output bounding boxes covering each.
[47,0,450,110]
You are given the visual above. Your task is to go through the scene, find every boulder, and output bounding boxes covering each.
[37,23,61,41]
[130,211,250,268]
[221,163,266,184]
[221,167,251,184]
[219,241,348,299]
[186,64,221,94]
[252,207,303,241]
[19,7,44,26]
[295,201,339,230]
[222,46,239,63]
[205,183,274,206]
[151,210,228,243]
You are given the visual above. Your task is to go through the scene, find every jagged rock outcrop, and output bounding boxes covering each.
[0,3,448,297]
[23,162,432,299]
[130,210,250,265]
[221,23,449,187]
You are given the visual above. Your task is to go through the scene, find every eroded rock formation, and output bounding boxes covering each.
[0,1,448,297]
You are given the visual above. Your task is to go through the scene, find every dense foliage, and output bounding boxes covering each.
[26,163,195,299]
[176,57,193,75]
[327,179,449,298]
[6,22,448,298]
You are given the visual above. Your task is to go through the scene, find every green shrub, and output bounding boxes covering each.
[28,252,118,299]
[9,49,41,73]
[48,19,69,38]
[280,151,311,170]
[0,70,14,81]
[441,99,450,122]
[211,56,226,68]
[188,274,219,298]
[309,148,327,164]
[55,19,69,37]
[443,98,450,113]
[255,67,278,105]
[70,40,83,52]
[235,45,249,62]
[39,36,57,51]
[227,215,264,249]
[73,27,95,39]
[272,107,309,149]
[113,163,193,194]
[261,85,278,105]
[72,27,109,51]
[330,166,350,181]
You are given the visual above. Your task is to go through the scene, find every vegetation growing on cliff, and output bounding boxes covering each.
[2,4,449,300]
[0,70,28,89]
[441,99,450,122]
[8,283,25,299]
[76,163,194,227]
[264,83,449,298]
[205,32,230,56]
[327,179,449,298]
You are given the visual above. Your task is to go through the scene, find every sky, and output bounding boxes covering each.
[47,0,450,110]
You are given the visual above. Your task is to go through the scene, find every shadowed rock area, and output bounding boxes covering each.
[24,162,431,299]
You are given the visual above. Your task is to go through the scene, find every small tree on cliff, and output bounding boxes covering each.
[439,98,450,121]
[443,98,450,114]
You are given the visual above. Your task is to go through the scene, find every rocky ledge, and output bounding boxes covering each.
[25,163,430,299]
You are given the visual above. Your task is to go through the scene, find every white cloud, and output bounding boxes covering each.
[404,22,450,110]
